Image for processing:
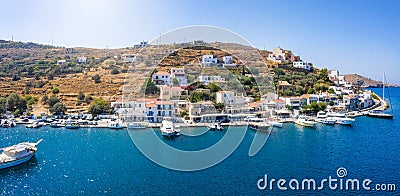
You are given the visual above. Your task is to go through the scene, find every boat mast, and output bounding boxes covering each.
[382,73,385,101]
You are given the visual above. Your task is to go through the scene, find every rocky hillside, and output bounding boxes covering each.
[343,74,398,88]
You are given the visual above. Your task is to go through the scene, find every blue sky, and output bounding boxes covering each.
[1,0,399,84]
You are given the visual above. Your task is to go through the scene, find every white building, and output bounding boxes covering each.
[358,92,373,109]
[111,98,149,122]
[134,41,148,48]
[198,75,225,84]
[293,61,311,70]
[222,56,236,67]
[122,54,136,63]
[160,85,186,101]
[267,47,286,63]
[201,55,218,66]
[216,91,236,105]
[222,56,233,64]
[328,70,347,86]
[145,100,174,123]
[111,99,135,109]
[77,56,87,64]
[57,60,68,65]
[216,91,253,106]
[281,97,301,109]
[152,71,170,85]
[170,67,188,86]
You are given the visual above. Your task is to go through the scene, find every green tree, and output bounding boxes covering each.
[88,98,113,115]
[189,92,210,103]
[141,78,159,95]
[27,66,34,75]
[84,95,93,104]
[303,102,326,113]
[41,95,49,104]
[329,101,334,106]
[6,93,27,114]
[111,68,119,74]
[52,87,59,94]
[12,74,20,81]
[172,78,179,86]
[92,74,101,83]
[0,98,6,114]
[243,77,253,85]
[180,110,188,117]
[214,102,225,110]
[319,102,327,111]
[25,95,38,106]
[48,96,60,107]
[49,102,67,115]
[35,73,40,80]
[307,88,315,94]
[77,91,85,101]
[208,83,221,93]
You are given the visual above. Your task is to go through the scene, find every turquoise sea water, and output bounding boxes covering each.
[1,88,399,195]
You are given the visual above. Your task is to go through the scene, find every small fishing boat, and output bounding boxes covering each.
[0,120,16,128]
[326,112,346,118]
[247,118,271,131]
[314,117,335,125]
[317,111,328,118]
[26,121,42,128]
[127,122,147,129]
[332,117,355,125]
[65,122,80,129]
[294,116,316,127]
[50,122,62,128]
[0,139,43,170]
[267,119,283,128]
[160,118,179,138]
[208,122,224,131]
[108,122,124,129]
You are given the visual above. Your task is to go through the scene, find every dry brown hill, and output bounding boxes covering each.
[343,74,398,87]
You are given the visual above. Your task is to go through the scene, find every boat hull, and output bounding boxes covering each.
[0,153,35,170]
[127,126,146,129]
[366,114,394,119]
[294,120,315,127]
[315,118,335,125]
[335,120,353,125]
[269,122,283,128]
[247,123,270,131]
[161,131,176,138]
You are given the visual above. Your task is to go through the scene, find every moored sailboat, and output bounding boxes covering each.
[366,73,394,119]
